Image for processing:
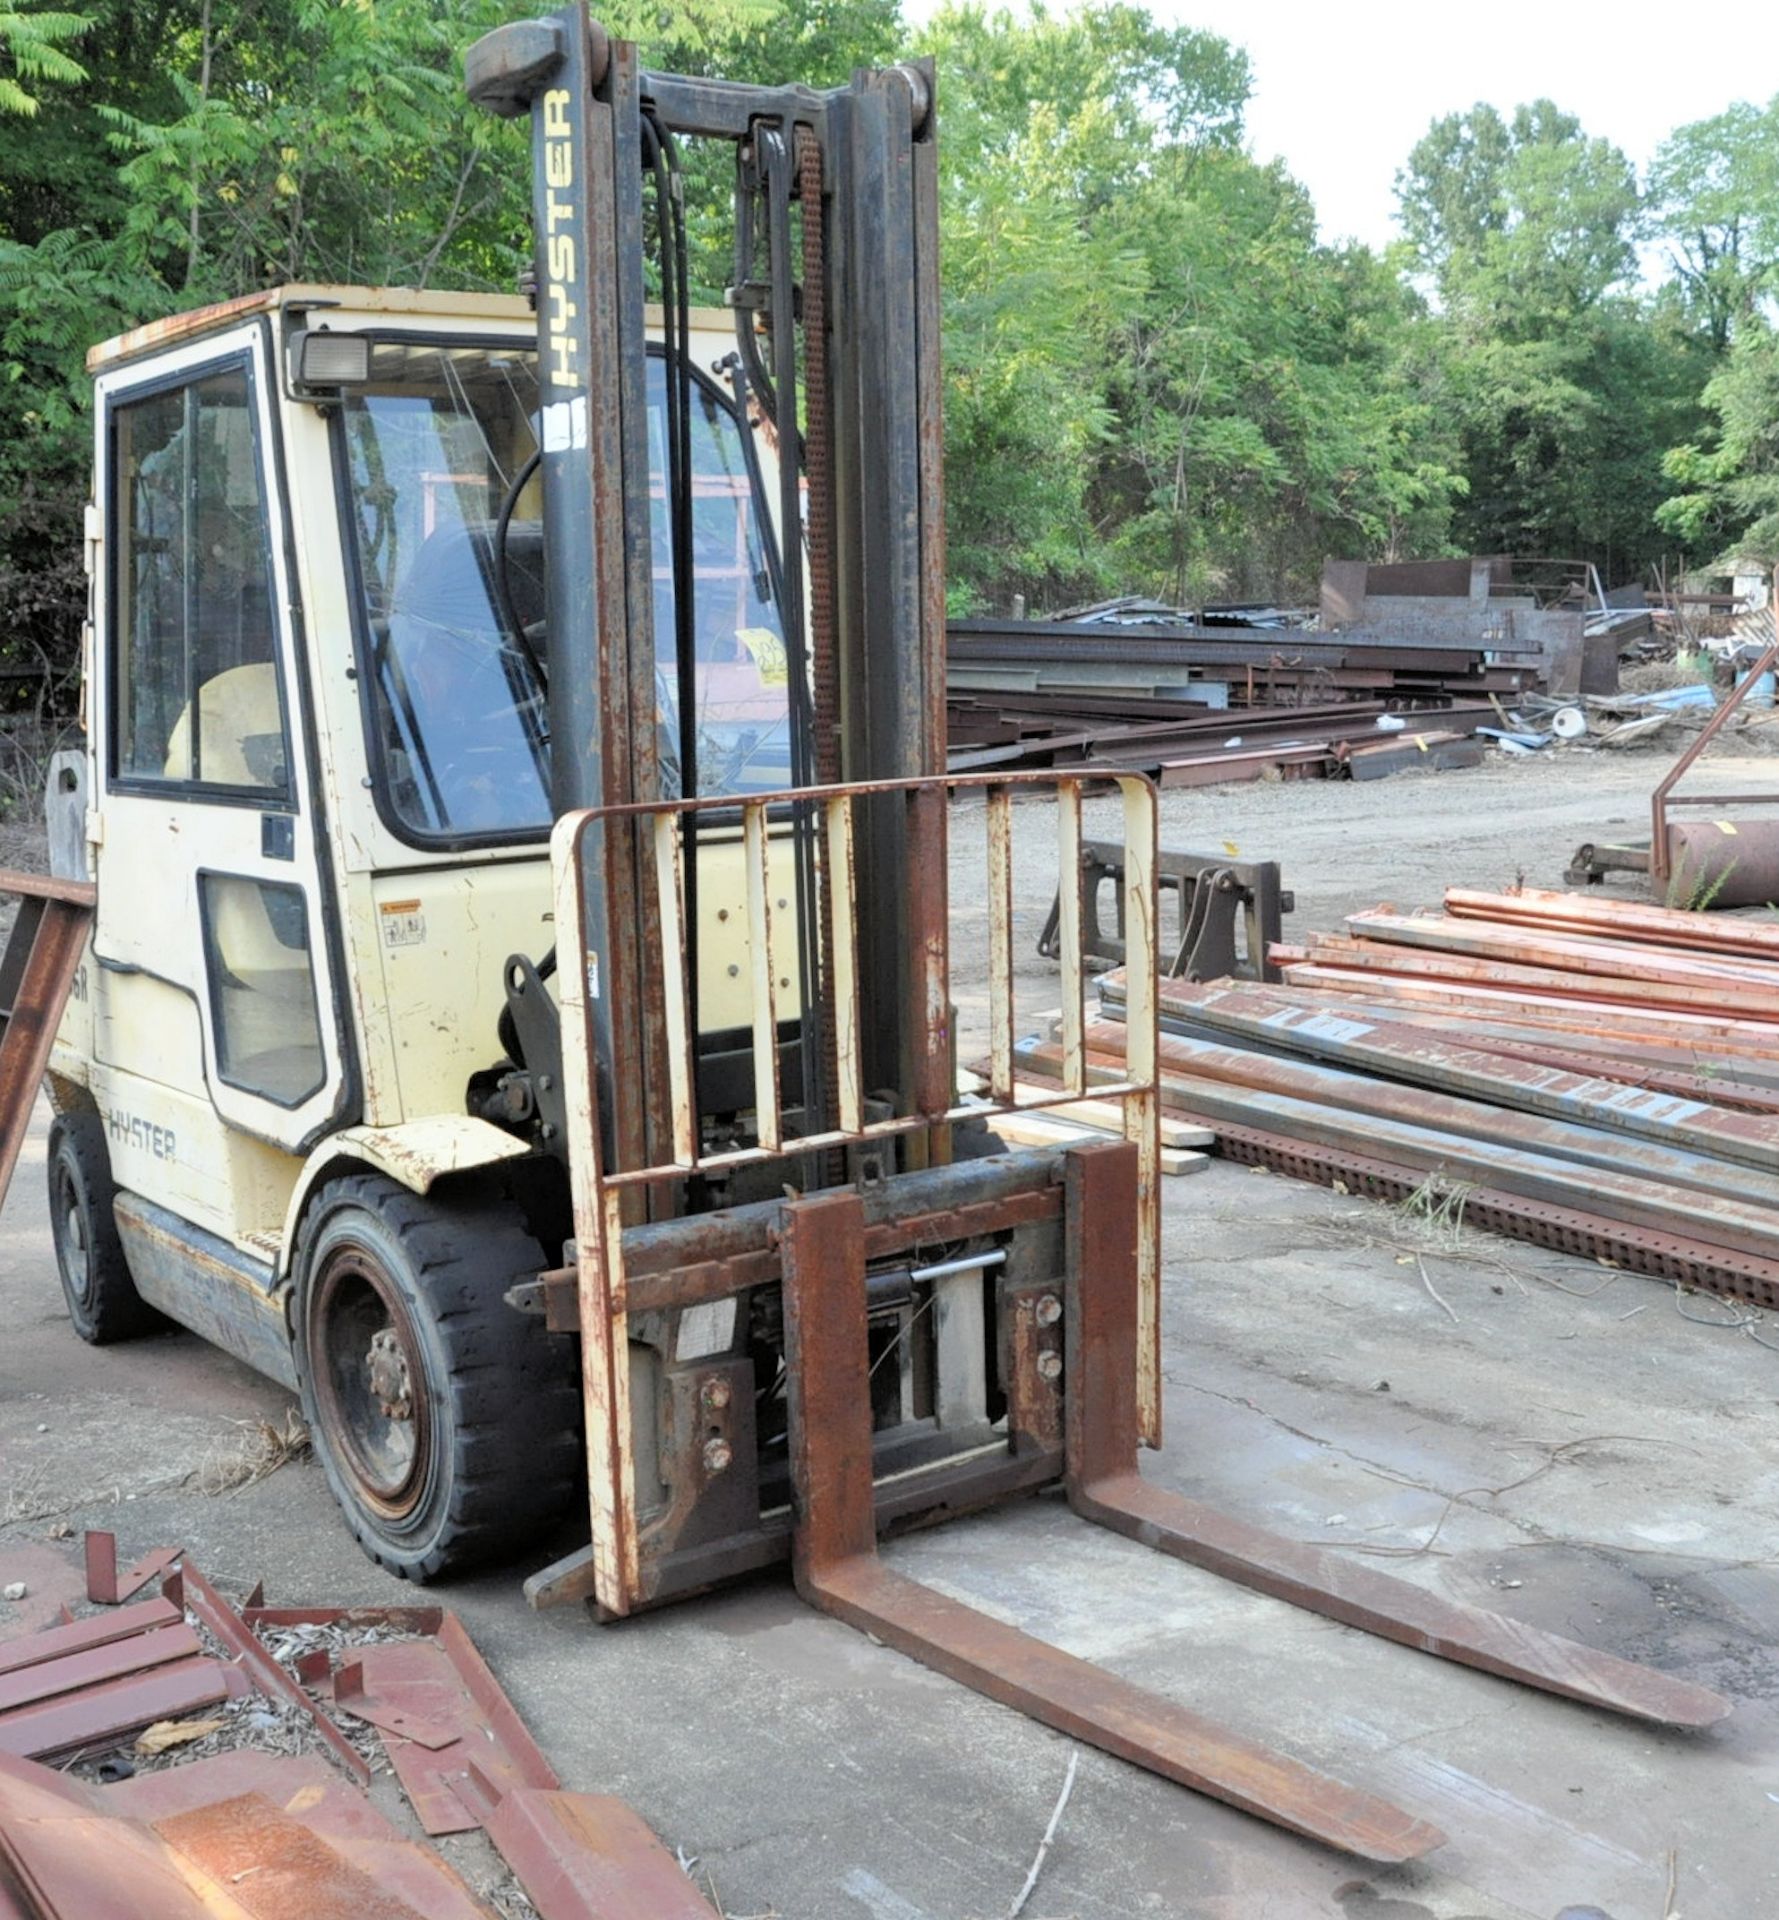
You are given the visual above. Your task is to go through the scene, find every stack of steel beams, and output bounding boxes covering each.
[948,695,1498,782]
[1022,887,1779,1309]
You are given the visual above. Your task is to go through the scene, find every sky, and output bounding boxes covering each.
[910,0,1779,256]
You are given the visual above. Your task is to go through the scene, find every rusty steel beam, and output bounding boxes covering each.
[1299,932,1779,1025]
[1029,1023,1779,1232]
[1277,956,1779,1043]
[1446,886,1779,960]
[780,1184,1446,1864]
[1153,981,1779,1175]
[0,870,94,1215]
[0,1622,202,1716]
[1060,1144,1731,1730]
[1185,1112,1779,1315]
[0,1597,179,1677]
[0,1656,247,1760]
[487,1789,721,1920]
[1153,1047,1779,1265]
[1347,909,1779,995]
[1135,970,1779,1109]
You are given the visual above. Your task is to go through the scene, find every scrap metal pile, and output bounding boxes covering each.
[948,612,1511,783]
[1021,887,1779,1313]
[943,557,1700,781]
[0,1530,716,1919]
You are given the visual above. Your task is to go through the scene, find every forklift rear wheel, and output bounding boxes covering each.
[292,1173,579,1581]
[48,1110,162,1344]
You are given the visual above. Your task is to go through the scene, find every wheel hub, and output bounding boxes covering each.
[367,1326,412,1421]
[308,1244,431,1519]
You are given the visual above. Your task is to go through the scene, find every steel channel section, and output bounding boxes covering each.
[499,8,632,1175]
[761,126,826,1154]
[0,872,94,1214]
[780,1179,1446,1864]
[1061,1144,1729,1731]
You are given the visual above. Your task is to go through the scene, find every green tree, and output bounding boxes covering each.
[0,0,88,117]
[1396,98,1700,578]
[1648,98,1779,352]
[1659,321,1779,569]
[1398,100,1640,320]
[927,0,1460,610]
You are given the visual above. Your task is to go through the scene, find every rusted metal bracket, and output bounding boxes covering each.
[780,1184,1446,1864]
[84,1531,179,1608]
[1061,1142,1732,1731]
[1038,840,1291,983]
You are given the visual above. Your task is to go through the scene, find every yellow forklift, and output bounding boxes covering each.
[20,3,1727,1863]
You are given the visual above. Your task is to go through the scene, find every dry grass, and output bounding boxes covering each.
[1392,1170,1477,1249]
[188,1408,311,1497]
[1620,654,1717,693]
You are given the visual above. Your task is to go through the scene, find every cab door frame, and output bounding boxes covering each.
[90,319,355,1163]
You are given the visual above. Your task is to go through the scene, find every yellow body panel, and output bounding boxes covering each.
[54,282,802,1300]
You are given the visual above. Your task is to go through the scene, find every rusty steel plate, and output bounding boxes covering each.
[332,1631,558,1836]
[0,1656,248,1761]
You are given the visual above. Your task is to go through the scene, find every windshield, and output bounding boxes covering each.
[340,340,793,839]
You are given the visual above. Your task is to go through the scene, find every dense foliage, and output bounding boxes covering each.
[0,0,1772,674]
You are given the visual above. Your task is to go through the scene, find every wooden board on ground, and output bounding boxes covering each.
[986,1106,1209,1176]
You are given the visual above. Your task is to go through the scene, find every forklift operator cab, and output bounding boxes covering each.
[45,288,801,1573]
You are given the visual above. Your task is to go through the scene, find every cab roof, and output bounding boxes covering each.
[87,283,733,375]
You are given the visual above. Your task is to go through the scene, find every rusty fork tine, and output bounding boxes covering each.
[780,1188,1447,1864]
[1062,1144,1733,1733]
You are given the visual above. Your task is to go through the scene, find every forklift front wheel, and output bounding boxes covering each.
[291,1174,579,1582]
[48,1111,162,1344]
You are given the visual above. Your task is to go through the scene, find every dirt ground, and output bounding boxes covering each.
[3,745,1777,1919]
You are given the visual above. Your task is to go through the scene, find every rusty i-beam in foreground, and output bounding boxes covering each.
[467,6,1729,1866]
[0,870,92,1212]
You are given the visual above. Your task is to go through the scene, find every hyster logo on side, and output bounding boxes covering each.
[107,1109,176,1163]
[542,88,579,390]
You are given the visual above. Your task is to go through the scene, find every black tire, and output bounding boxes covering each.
[47,1110,161,1344]
[291,1172,579,1581]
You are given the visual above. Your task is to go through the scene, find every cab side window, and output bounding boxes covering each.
[112,366,289,795]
